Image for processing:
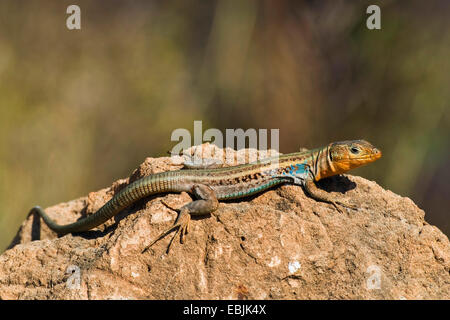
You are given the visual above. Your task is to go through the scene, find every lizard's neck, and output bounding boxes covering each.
[311,145,337,181]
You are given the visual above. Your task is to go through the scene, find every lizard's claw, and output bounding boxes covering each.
[330,201,344,214]
[332,201,357,213]
[142,209,190,254]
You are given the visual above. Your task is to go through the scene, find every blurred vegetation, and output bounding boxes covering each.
[0,0,448,250]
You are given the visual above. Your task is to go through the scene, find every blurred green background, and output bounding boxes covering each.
[0,1,448,250]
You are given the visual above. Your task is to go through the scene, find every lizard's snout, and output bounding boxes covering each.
[372,147,382,159]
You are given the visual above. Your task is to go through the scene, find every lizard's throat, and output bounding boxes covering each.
[313,146,336,181]
[315,156,379,181]
[314,159,339,181]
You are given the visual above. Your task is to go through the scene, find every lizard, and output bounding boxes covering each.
[29,139,382,253]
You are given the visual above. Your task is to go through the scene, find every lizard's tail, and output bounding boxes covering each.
[28,206,71,235]
[27,171,182,235]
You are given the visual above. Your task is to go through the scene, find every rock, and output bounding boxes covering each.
[0,145,449,299]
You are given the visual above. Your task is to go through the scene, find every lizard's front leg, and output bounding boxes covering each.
[142,184,219,254]
[303,179,356,213]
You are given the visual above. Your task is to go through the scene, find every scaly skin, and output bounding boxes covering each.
[29,140,381,253]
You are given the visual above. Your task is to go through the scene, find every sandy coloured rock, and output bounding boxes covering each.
[1,145,449,299]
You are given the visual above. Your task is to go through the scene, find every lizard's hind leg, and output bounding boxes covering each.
[142,184,219,254]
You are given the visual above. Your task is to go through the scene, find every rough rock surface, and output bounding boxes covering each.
[1,145,449,299]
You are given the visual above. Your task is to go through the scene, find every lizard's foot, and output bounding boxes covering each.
[328,201,344,214]
[303,180,357,214]
[142,209,190,254]
[142,184,218,254]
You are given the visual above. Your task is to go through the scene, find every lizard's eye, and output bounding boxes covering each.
[350,146,360,154]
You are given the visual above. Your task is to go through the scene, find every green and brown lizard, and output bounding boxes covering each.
[29,140,382,253]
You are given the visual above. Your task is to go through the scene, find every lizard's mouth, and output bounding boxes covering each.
[368,148,382,161]
[350,147,382,162]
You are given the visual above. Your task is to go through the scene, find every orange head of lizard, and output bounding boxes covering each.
[315,140,382,180]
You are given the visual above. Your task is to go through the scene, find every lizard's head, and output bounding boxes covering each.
[315,140,382,180]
